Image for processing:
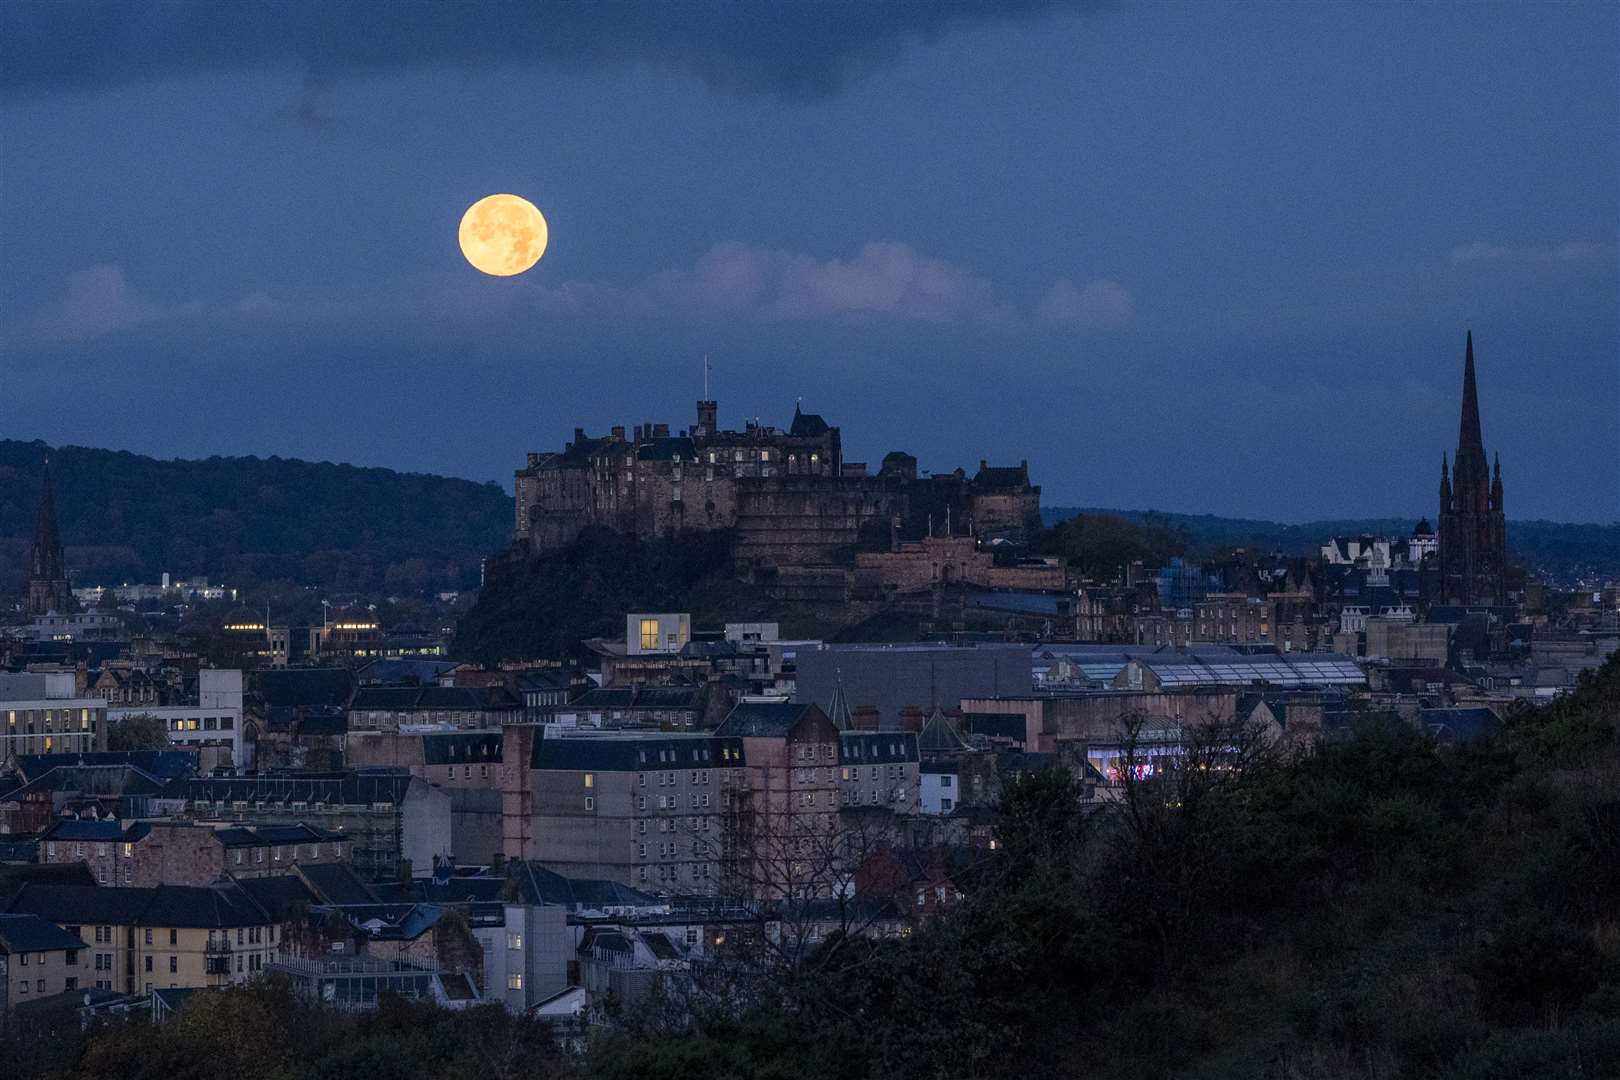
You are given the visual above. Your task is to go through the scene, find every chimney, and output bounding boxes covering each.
[979,459,988,472]
[574,428,586,443]
[653,423,669,438]
[852,705,881,731]
[611,425,625,440]
[898,705,926,733]
[633,425,643,442]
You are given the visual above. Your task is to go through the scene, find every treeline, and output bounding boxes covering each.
[452,527,736,665]
[588,656,1620,1080]
[0,440,511,597]
[2,985,569,1080]
[1045,505,1620,581]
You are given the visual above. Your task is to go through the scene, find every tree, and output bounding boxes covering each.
[107,712,170,751]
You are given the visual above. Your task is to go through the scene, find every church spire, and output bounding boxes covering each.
[1439,453,1451,507]
[27,454,73,616]
[1458,330,1483,455]
[30,456,65,581]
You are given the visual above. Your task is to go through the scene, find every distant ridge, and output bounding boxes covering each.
[1,439,1611,598]
[0,440,511,598]
[1044,507,1620,580]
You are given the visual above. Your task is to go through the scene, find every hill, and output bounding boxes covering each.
[0,440,512,599]
[1045,506,1620,582]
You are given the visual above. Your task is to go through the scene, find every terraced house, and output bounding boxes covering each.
[3,879,304,996]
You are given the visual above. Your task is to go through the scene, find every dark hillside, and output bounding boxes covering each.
[0,440,512,597]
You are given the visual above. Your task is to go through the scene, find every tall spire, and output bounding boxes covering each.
[27,454,73,616]
[1458,330,1483,455]
[30,456,65,581]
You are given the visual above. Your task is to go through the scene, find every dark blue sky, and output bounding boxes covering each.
[2,1,1615,521]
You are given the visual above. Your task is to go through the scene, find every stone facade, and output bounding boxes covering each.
[513,400,1043,577]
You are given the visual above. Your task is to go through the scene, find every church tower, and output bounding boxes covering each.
[26,456,74,617]
[1436,332,1507,606]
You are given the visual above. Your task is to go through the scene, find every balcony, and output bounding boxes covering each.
[205,938,233,955]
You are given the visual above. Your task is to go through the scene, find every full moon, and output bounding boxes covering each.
[458,193,548,276]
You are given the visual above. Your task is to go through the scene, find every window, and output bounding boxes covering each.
[145,956,153,972]
[65,977,77,991]
[941,798,954,812]
[583,773,594,788]
[637,796,647,810]
[584,796,594,811]
[66,949,77,965]
[144,928,153,946]
[169,929,177,946]
[507,933,523,950]
[639,619,659,651]
[170,956,178,973]
[508,973,523,990]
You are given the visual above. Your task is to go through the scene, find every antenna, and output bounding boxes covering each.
[703,354,710,401]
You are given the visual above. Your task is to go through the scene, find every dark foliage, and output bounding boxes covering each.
[0,440,510,598]
[453,527,736,664]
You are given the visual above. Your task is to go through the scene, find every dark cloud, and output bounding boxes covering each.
[0,0,1076,99]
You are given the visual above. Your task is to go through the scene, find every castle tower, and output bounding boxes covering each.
[27,456,74,616]
[1436,332,1508,606]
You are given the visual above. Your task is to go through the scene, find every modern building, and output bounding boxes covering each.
[0,672,107,763]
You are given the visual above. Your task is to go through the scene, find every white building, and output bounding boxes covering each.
[108,669,247,767]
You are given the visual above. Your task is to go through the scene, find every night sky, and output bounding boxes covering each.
[2,1,1615,522]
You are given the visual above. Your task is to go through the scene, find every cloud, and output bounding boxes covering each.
[1447,240,1614,266]
[577,240,1014,327]
[1038,276,1134,329]
[0,0,1080,100]
[5,266,271,348]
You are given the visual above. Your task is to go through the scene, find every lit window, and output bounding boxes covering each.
[639,619,659,651]
[507,934,523,950]
[583,773,594,789]
[508,974,523,990]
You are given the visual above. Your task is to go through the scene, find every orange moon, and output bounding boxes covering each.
[458,193,548,276]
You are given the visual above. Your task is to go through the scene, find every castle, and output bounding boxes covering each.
[513,400,1041,577]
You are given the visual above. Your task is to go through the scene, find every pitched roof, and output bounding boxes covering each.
[18,752,195,783]
[917,708,972,753]
[789,404,830,437]
[0,912,85,954]
[714,702,827,738]
[839,731,919,764]
[293,863,378,906]
[0,765,168,802]
[421,731,503,765]
[187,771,417,807]
[254,668,353,709]
[531,733,744,772]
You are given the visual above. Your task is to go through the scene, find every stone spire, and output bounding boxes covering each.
[826,673,853,731]
[1458,330,1483,457]
[27,455,73,616]
[1439,453,1451,508]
